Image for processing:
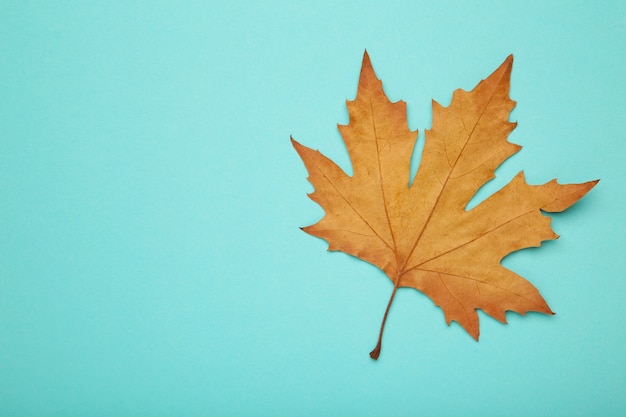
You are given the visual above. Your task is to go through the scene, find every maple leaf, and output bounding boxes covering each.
[292,52,598,360]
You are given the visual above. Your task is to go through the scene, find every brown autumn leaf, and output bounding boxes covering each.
[291,51,598,360]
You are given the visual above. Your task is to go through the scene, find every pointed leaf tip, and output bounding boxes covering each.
[291,137,312,164]
[484,54,514,85]
[290,136,303,150]
[498,54,513,76]
[361,50,373,73]
[499,54,513,70]
[357,50,380,91]
[362,49,371,63]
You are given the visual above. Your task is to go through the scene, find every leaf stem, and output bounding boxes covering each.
[370,281,399,360]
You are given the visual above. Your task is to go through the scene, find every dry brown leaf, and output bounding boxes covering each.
[292,51,598,360]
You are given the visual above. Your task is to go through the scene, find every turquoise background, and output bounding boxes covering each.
[1,1,624,415]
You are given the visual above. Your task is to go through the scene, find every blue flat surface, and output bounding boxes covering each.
[1,1,624,415]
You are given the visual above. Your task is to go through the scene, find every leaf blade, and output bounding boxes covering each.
[293,52,598,357]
